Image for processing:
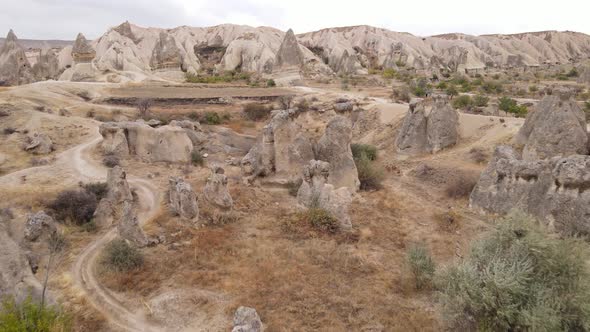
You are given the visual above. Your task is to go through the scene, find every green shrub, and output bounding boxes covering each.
[102,239,144,272]
[437,212,590,331]
[185,71,252,84]
[286,179,302,197]
[305,208,339,234]
[266,79,276,87]
[446,85,459,97]
[436,82,448,90]
[49,189,97,225]
[529,85,538,93]
[355,155,384,191]
[351,144,377,161]
[191,150,205,166]
[451,95,472,109]
[481,80,504,94]
[82,182,108,200]
[499,96,528,117]
[382,68,397,79]
[243,103,272,121]
[204,112,221,125]
[392,86,411,103]
[406,244,435,290]
[472,94,489,107]
[0,296,71,331]
[567,67,579,78]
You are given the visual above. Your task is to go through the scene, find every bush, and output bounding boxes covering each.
[286,179,302,197]
[382,68,397,79]
[304,208,339,234]
[392,86,411,103]
[185,71,252,84]
[49,189,97,225]
[82,182,108,200]
[136,98,152,119]
[204,112,221,125]
[102,239,144,272]
[191,150,204,166]
[472,94,489,107]
[243,103,272,121]
[351,144,377,161]
[277,95,294,109]
[102,154,120,168]
[266,79,276,87]
[294,98,310,112]
[451,95,472,109]
[499,96,528,117]
[445,176,477,199]
[437,212,590,331]
[3,127,16,135]
[355,155,384,191]
[468,147,488,164]
[445,85,459,97]
[0,296,72,331]
[406,244,435,290]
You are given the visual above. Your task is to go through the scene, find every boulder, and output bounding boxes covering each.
[316,116,360,191]
[203,166,233,210]
[396,97,459,154]
[24,211,56,242]
[24,133,53,155]
[470,146,590,235]
[117,201,148,247]
[168,177,199,221]
[515,93,588,160]
[232,306,263,332]
[0,30,34,85]
[99,121,193,163]
[297,160,353,230]
[334,102,354,113]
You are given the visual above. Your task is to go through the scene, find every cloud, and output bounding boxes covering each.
[0,0,588,40]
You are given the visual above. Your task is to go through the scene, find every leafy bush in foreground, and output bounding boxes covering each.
[102,239,144,272]
[407,244,435,290]
[0,296,71,332]
[437,212,590,331]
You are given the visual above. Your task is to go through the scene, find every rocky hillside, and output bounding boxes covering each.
[298,25,590,74]
[2,22,590,84]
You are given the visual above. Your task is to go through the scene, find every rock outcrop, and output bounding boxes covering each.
[32,48,60,81]
[71,33,95,63]
[316,116,359,191]
[99,121,193,163]
[150,31,182,70]
[577,66,590,84]
[515,93,588,160]
[24,211,56,242]
[0,226,42,301]
[0,30,33,85]
[275,29,304,69]
[203,166,233,210]
[396,97,459,154]
[93,166,133,228]
[24,133,53,155]
[297,160,353,230]
[241,110,314,182]
[117,201,148,247]
[232,306,263,332]
[470,146,590,235]
[168,177,199,221]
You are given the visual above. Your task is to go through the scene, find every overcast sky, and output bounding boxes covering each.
[1,0,589,40]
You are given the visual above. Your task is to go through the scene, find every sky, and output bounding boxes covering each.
[1,0,589,40]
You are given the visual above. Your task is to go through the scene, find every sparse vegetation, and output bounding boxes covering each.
[451,95,472,109]
[102,154,120,168]
[3,127,16,135]
[445,176,477,199]
[278,95,294,109]
[191,150,205,166]
[437,212,590,331]
[392,86,411,103]
[472,94,489,107]
[204,111,221,125]
[303,208,339,234]
[49,189,98,225]
[499,96,527,117]
[266,79,276,87]
[351,144,377,161]
[82,182,108,200]
[243,103,272,121]
[355,154,385,191]
[382,68,397,79]
[0,295,72,332]
[102,239,144,272]
[185,71,252,84]
[406,244,435,290]
[468,147,488,164]
[286,179,302,197]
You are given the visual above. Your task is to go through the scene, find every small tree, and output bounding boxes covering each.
[446,85,459,98]
[136,98,153,119]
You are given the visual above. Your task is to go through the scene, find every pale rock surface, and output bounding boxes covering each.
[203,166,233,210]
[274,29,304,69]
[0,30,34,85]
[515,93,588,160]
[232,306,263,332]
[316,116,360,191]
[0,225,42,301]
[32,48,60,81]
[577,66,590,84]
[24,132,53,155]
[117,200,148,247]
[470,146,590,235]
[168,177,199,221]
[93,166,133,228]
[297,160,353,230]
